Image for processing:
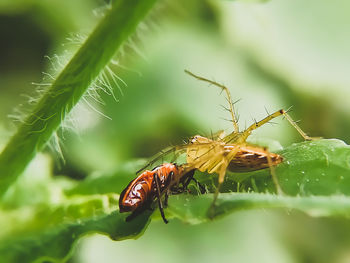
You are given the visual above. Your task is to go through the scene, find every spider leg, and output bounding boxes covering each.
[136,145,187,174]
[204,144,241,219]
[264,147,284,195]
[185,69,239,133]
[238,109,319,142]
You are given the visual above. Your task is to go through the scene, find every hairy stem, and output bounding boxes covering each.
[0,0,157,197]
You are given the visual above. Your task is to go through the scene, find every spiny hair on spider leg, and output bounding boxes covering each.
[285,106,294,114]
[220,104,232,113]
[267,121,279,126]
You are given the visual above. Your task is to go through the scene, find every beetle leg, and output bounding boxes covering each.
[164,190,169,207]
[190,177,206,194]
[154,173,169,224]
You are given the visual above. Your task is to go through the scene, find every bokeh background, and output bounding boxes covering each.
[1,0,350,262]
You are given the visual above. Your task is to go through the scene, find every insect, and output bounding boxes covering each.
[184,70,318,215]
[137,70,318,218]
[119,162,203,223]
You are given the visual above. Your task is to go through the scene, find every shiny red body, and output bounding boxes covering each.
[119,163,180,213]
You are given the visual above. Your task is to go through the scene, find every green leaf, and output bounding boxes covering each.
[3,139,350,261]
[0,0,158,197]
[0,209,152,263]
[0,158,151,262]
[167,193,350,224]
[0,181,152,263]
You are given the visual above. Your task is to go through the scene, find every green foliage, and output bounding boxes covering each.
[0,208,151,263]
[0,156,152,262]
[0,0,157,198]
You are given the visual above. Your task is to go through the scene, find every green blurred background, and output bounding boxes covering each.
[1,0,350,262]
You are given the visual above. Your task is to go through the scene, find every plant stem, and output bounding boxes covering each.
[0,0,157,197]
